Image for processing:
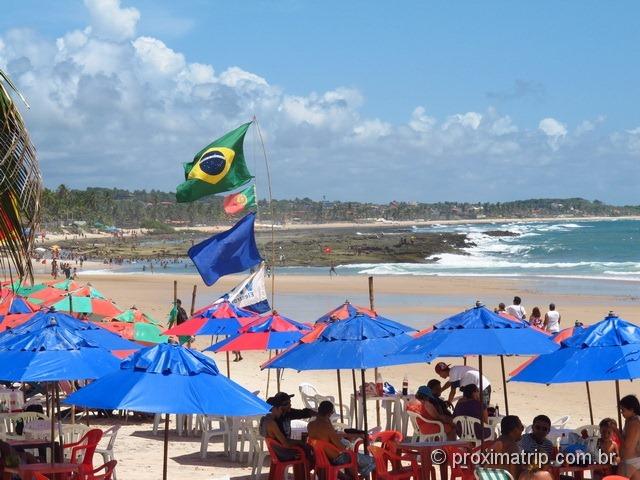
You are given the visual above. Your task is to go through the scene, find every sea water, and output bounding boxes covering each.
[339,219,640,281]
[85,219,640,282]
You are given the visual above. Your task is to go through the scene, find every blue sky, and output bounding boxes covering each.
[1,1,639,203]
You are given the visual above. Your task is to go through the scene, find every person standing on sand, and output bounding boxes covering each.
[435,362,492,406]
[618,395,640,479]
[507,296,526,321]
[544,303,561,333]
[329,263,337,277]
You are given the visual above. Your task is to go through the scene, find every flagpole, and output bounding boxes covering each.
[253,117,276,309]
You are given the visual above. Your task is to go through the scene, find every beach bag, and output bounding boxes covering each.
[383,382,396,395]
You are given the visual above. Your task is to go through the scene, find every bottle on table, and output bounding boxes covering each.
[559,433,568,451]
[375,371,384,397]
[402,374,409,396]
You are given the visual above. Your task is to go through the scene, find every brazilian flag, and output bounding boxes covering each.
[176,122,253,203]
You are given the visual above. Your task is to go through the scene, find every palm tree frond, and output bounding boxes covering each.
[0,70,42,282]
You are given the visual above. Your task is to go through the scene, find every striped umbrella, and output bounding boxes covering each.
[164,300,257,337]
[206,311,312,352]
[45,286,123,319]
[100,307,168,345]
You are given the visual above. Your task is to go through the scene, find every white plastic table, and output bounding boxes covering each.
[350,394,414,431]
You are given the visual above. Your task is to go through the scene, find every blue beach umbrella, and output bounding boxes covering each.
[263,306,422,434]
[66,343,269,480]
[0,315,122,461]
[511,312,640,425]
[0,317,120,382]
[0,309,141,352]
[394,303,559,414]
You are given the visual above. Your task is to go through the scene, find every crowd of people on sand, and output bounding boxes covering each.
[495,296,564,333]
[258,360,640,480]
[49,259,77,280]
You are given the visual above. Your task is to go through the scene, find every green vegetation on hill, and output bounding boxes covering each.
[41,185,640,229]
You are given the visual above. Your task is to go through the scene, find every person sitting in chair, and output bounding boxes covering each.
[307,401,375,477]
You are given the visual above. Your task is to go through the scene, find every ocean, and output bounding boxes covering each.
[83,218,640,282]
[338,218,640,281]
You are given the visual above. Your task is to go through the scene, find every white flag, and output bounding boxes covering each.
[216,263,270,313]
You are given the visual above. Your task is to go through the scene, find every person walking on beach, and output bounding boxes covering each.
[435,362,492,406]
[507,296,526,321]
[329,263,337,278]
[544,303,561,333]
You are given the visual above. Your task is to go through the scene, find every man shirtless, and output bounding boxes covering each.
[491,415,525,479]
[307,401,375,477]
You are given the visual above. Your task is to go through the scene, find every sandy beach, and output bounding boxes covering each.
[26,271,639,480]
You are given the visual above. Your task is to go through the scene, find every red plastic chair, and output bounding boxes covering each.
[602,476,629,480]
[63,428,104,477]
[369,445,419,480]
[33,474,49,480]
[447,441,494,480]
[308,438,358,480]
[265,437,310,480]
[355,429,404,454]
[82,460,117,480]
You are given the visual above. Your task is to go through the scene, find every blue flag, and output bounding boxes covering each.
[188,212,263,286]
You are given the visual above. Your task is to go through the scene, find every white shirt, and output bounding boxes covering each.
[449,366,491,390]
[545,310,561,333]
[506,304,527,321]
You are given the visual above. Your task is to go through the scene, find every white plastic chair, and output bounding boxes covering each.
[95,425,119,480]
[453,415,494,446]
[298,383,320,409]
[551,415,570,429]
[200,415,230,459]
[243,418,268,479]
[406,410,446,441]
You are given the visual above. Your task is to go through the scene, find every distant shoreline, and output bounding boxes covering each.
[178,214,640,234]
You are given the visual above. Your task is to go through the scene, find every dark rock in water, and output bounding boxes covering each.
[484,230,519,237]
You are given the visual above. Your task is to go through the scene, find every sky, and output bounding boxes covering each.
[1,0,639,203]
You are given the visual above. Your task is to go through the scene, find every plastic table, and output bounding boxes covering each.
[3,462,79,480]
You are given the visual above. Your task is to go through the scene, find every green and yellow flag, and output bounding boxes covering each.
[176,122,253,203]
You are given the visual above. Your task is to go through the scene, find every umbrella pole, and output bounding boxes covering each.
[337,370,344,423]
[374,368,381,428]
[226,351,231,378]
[585,382,594,425]
[188,285,197,349]
[55,383,63,463]
[49,383,55,465]
[367,277,381,428]
[500,355,509,415]
[360,369,369,450]
[266,350,272,397]
[163,414,169,480]
[276,350,281,392]
[352,370,358,428]
[479,355,485,448]
[615,380,622,427]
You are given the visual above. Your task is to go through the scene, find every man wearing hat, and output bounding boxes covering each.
[269,392,317,441]
[435,362,492,406]
[260,394,306,462]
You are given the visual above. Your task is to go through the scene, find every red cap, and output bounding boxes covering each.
[435,362,450,373]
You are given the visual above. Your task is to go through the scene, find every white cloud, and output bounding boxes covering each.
[84,0,140,41]
[0,2,638,203]
[538,117,567,150]
[133,37,185,75]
